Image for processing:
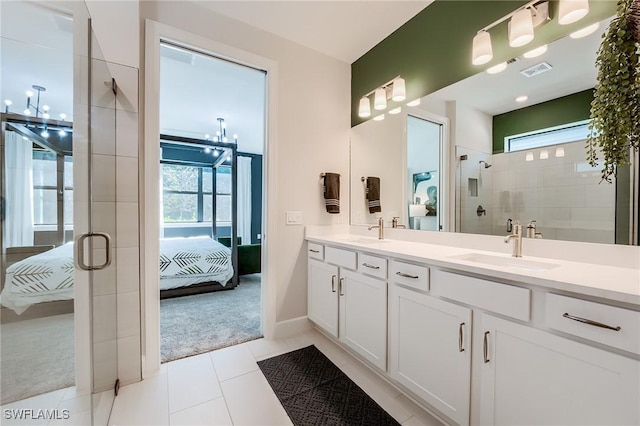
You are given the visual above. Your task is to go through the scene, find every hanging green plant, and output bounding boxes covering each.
[587,0,640,182]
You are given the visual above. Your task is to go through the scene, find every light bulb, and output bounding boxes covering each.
[223,137,228,142]
[509,8,534,48]
[226,155,231,161]
[213,150,219,157]
[43,105,50,111]
[391,77,406,102]
[523,45,548,59]
[374,87,387,110]
[26,90,34,97]
[233,134,238,140]
[358,96,371,118]
[204,147,211,154]
[58,129,67,137]
[205,133,210,139]
[486,62,507,74]
[40,129,49,138]
[43,113,50,119]
[472,31,493,65]
[558,0,589,25]
[216,131,221,136]
[59,113,67,120]
[24,108,31,115]
[4,99,12,106]
[406,99,421,107]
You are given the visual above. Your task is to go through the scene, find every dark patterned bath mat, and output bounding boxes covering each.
[257,345,400,426]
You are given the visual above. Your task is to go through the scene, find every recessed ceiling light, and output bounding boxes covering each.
[523,44,548,59]
[487,62,508,74]
[525,152,534,161]
[570,22,600,39]
[406,99,421,107]
[516,95,529,103]
[373,114,385,121]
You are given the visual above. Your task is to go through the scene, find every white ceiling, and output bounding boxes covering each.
[425,18,612,116]
[194,1,433,63]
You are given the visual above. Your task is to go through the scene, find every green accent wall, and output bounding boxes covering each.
[492,89,594,153]
[351,0,616,127]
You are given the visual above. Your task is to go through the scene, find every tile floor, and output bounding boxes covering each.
[1,329,445,426]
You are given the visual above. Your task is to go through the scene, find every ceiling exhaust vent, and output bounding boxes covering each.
[520,61,553,78]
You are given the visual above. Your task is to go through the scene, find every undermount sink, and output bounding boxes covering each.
[343,238,389,245]
[450,253,560,272]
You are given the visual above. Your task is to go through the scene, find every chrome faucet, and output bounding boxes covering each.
[526,220,543,239]
[368,217,384,239]
[391,217,406,229]
[504,221,523,257]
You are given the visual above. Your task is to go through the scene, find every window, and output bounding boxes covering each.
[32,150,73,226]
[505,120,590,152]
[162,164,231,225]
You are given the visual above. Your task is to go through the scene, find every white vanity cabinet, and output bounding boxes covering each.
[480,313,640,425]
[307,244,388,369]
[389,265,472,426]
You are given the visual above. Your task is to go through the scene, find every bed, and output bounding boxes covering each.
[0,236,234,314]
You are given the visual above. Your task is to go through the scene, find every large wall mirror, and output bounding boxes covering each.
[350,15,638,245]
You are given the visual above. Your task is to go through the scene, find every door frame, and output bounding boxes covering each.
[142,20,277,377]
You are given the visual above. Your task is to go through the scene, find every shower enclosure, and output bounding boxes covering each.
[1,1,119,424]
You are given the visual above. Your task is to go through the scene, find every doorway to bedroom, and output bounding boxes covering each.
[158,43,265,363]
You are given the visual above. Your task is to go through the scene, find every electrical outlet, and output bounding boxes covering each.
[286,211,303,225]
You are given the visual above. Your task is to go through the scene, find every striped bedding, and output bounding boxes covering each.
[0,237,233,314]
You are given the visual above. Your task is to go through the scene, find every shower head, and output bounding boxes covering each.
[479,160,492,169]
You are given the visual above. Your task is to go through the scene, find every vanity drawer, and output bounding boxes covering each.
[325,246,357,270]
[390,260,429,291]
[358,253,387,280]
[307,243,324,260]
[430,269,530,321]
[545,293,640,355]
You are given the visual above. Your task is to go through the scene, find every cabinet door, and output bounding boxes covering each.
[308,259,339,338]
[389,284,472,425]
[480,314,640,426]
[339,269,388,370]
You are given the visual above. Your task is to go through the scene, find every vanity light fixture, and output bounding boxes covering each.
[212,117,238,143]
[472,1,550,66]
[374,87,387,110]
[555,146,565,157]
[487,62,508,74]
[389,107,402,115]
[358,76,407,118]
[358,97,371,118]
[373,114,385,121]
[570,22,600,39]
[23,85,49,118]
[516,95,529,103]
[406,99,421,107]
[523,44,548,58]
[509,8,535,47]
[558,0,589,25]
[526,152,534,161]
[540,149,549,159]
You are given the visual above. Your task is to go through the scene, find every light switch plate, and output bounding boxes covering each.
[286,211,303,225]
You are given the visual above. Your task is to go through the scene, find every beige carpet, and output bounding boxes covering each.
[160,273,262,363]
[0,313,75,405]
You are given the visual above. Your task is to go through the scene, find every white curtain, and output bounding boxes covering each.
[3,131,34,247]
[237,156,252,245]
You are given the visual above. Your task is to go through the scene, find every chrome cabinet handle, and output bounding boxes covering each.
[483,331,490,363]
[562,313,621,331]
[459,323,465,352]
[77,232,112,271]
[396,271,419,279]
[331,275,336,293]
[309,249,320,253]
[339,277,345,296]
[362,263,380,270]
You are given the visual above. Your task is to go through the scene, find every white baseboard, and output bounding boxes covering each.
[272,316,312,339]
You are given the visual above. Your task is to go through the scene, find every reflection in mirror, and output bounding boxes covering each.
[350,15,638,245]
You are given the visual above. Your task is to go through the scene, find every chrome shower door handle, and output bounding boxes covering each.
[77,232,113,271]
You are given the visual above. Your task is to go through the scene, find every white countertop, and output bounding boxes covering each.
[306,233,640,307]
